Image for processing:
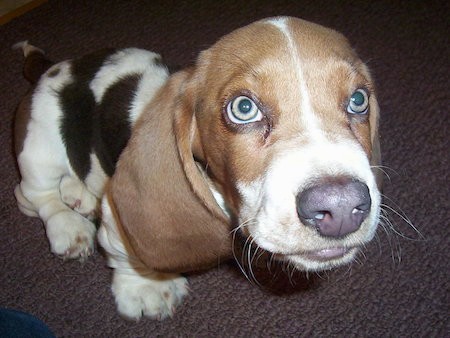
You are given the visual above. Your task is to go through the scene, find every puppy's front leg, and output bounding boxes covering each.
[98,198,189,320]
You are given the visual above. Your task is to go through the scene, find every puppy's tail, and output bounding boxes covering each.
[13,41,54,84]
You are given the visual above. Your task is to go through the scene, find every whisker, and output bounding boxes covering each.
[371,164,400,177]
[247,238,262,287]
[380,202,424,241]
[231,222,250,282]
[371,165,393,181]
[380,192,423,238]
[232,245,249,282]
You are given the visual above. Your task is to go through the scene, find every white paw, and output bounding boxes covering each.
[59,176,98,219]
[112,272,189,320]
[46,210,96,260]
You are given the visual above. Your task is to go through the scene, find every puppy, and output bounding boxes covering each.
[14,42,168,259]
[97,17,382,320]
[15,16,382,320]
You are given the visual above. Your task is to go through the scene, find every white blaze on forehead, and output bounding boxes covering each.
[266,17,325,142]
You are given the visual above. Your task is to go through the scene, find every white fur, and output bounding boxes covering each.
[238,138,381,271]
[129,61,169,123]
[90,48,164,103]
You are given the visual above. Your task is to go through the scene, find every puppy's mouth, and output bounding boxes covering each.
[281,246,358,271]
[302,246,352,261]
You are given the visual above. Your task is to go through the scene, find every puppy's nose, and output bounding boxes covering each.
[296,178,371,238]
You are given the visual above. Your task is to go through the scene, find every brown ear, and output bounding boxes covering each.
[109,70,232,273]
[369,97,383,190]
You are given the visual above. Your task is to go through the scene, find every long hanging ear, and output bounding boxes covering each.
[369,96,383,190]
[109,70,232,273]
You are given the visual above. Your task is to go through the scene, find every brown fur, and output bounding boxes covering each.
[110,71,231,273]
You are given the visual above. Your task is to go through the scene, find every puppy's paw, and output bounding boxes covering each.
[46,211,96,260]
[59,176,98,220]
[112,272,189,320]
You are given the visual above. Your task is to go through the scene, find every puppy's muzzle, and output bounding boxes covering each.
[296,177,371,238]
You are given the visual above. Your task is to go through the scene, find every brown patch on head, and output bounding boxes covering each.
[190,21,300,196]
[187,17,379,213]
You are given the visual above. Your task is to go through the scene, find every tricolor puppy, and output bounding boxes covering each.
[15,16,382,320]
[15,43,168,258]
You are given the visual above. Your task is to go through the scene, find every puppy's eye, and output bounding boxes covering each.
[347,89,369,114]
[227,96,263,124]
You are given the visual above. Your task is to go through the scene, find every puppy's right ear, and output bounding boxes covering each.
[109,70,232,273]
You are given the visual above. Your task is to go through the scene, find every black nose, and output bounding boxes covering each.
[296,178,371,238]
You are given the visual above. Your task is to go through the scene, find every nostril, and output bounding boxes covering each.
[355,200,371,212]
[352,208,362,215]
[314,211,327,220]
[352,206,368,215]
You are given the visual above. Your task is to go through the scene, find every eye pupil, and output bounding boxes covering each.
[351,91,365,106]
[238,99,252,114]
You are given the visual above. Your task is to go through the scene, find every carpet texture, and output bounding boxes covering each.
[0,1,448,337]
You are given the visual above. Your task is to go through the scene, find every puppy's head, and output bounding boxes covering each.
[112,17,381,273]
[188,17,381,271]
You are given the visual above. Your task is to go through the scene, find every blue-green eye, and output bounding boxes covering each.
[227,96,263,124]
[347,89,369,114]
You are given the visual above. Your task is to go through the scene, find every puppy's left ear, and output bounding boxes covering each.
[370,96,383,190]
[110,70,232,273]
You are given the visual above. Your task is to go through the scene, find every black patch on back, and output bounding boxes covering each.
[93,74,141,177]
[59,49,116,180]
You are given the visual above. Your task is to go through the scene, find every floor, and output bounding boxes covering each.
[0,0,46,24]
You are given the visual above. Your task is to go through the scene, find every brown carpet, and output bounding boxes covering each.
[1,0,448,336]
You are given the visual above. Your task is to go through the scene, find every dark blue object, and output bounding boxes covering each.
[0,308,55,338]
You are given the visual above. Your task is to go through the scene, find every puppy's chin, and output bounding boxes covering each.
[282,247,359,271]
[238,228,362,272]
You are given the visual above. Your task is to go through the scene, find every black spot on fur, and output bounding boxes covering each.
[59,49,116,180]
[93,74,141,177]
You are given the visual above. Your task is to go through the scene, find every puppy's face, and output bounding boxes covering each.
[192,17,381,271]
